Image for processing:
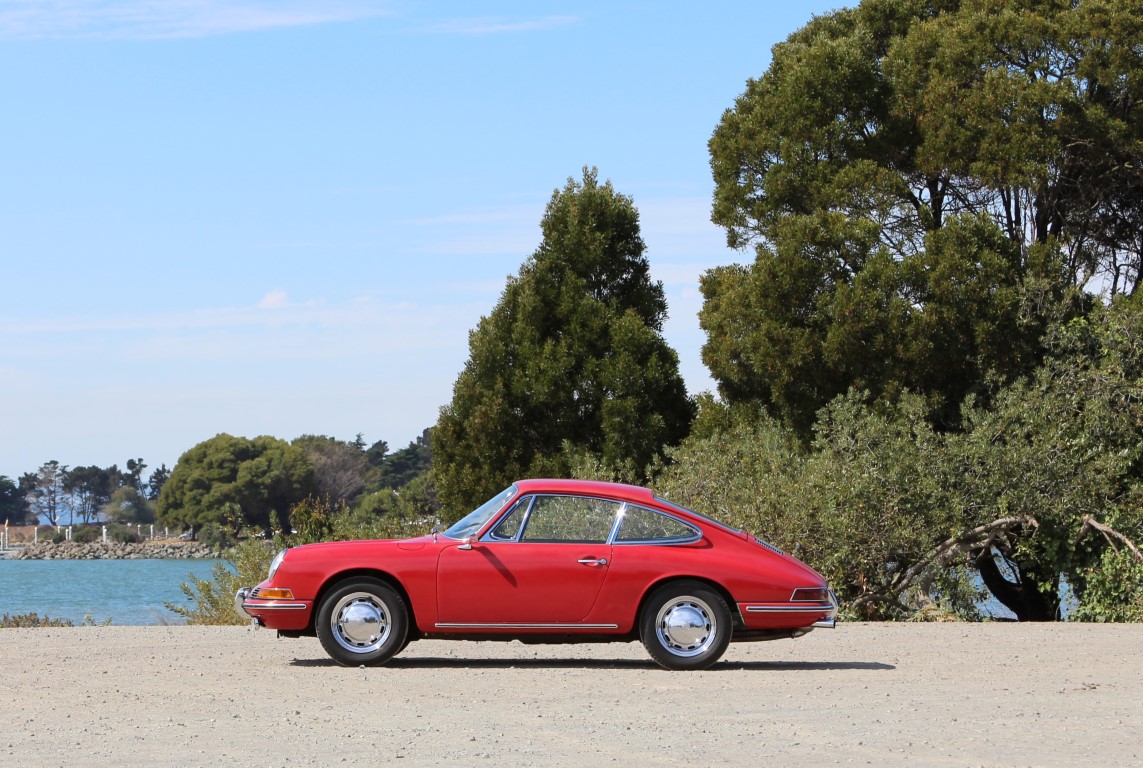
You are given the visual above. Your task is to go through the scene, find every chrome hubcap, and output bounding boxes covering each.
[656,596,716,657]
[331,592,390,653]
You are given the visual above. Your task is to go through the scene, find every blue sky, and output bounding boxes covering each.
[0,0,844,480]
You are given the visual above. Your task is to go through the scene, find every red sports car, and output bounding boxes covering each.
[235,479,837,670]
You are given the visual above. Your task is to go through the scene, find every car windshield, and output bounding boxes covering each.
[442,485,518,540]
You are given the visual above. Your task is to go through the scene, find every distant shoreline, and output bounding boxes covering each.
[3,540,224,560]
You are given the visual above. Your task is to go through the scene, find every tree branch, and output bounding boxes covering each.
[1076,515,1143,560]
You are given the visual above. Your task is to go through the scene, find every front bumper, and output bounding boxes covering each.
[235,586,310,629]
[234,587,256,623]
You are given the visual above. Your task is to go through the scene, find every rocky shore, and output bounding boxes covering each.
[6,540,225,560]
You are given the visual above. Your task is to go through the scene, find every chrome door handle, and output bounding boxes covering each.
[577,557,608,566]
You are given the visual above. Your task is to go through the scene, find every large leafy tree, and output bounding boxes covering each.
[704,0,1140,433]
[659,296,1142,621]
[157,434,314,534]
[434,168,694,515]
[292,434,370,505]
[64,465,113,524]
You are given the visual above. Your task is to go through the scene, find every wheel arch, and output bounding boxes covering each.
[312,569,419,639]
[634,575,740,629]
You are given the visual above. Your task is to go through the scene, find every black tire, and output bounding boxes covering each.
[315,578,408,667]
[639,580,732,671]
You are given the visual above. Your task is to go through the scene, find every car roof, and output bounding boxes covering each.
[512,478,657,505]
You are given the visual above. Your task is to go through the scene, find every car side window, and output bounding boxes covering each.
[616,505,700,543]
[519,496,620,543]
[486,497,532,541]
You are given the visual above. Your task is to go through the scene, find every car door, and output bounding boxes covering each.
[435,495,619,626]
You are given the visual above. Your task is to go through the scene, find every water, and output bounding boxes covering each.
[0,558,230,626]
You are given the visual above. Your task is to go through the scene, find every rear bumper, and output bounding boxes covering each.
[739,589,839,630]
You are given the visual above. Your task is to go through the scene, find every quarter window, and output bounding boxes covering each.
[616,505,700,543]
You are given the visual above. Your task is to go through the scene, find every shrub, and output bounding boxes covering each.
[1,613,75,628]
[197,524,236,551]
[108,525,140,544]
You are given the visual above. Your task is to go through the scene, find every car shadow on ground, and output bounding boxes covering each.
[289,657,895,671]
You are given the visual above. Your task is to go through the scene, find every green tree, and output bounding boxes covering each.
[0,475,29,525]
[146,464,170,501]
[102,486,155,525]
[292,434,370,505]
[434,168,694,514]
[26,461,68,526]
[157,434,314,535]
[704,0,1139,433]
[658,297,1142,621]
[373,430,432,490]
[125,458,147,489]
[65,465,112,524]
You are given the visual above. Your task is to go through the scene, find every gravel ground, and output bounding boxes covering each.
[1,623,1139,767]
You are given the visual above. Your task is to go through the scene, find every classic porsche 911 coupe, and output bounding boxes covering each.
[235,479,837,670]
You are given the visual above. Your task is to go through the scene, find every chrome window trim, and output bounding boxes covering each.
[481,495,535,543]
[483,493,622,545]
[612,504,702,546]
[476,494,702,547]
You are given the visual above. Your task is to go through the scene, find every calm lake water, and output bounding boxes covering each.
[0,558,229,625]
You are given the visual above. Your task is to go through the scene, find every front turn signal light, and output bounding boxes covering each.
[256,587,295,600]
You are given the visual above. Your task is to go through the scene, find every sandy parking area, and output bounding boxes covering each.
[1,623,1139,767]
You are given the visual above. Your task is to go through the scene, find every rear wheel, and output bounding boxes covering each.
[316,578,408,667]
[639,580,731,671]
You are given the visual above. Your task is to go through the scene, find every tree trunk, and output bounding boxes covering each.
[976,550,1059,621]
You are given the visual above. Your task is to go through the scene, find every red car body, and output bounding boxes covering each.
[236,479,837,670]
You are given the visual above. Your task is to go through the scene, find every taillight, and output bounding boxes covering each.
[791,587,829,602]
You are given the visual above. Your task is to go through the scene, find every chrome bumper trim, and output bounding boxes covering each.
[744,604,834,613]
[744,589,839,629]
[244,601,308,611]
[234,588,254,622]
[235,586,308,623]
[811,589,840,628]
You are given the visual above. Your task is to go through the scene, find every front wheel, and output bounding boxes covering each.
[316,578,408,667]
[639,580,731,671]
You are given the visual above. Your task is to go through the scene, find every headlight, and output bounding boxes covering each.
[268,549,288,580]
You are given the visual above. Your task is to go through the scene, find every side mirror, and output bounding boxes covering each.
[458,536,476,551]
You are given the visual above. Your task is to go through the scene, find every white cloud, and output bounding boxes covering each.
[0,0,390,40]
[257,290,291,309]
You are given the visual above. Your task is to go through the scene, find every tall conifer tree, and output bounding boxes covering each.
[434,168,694,514]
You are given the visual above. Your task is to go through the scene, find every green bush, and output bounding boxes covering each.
[108,525,140,544]
[170,497,426,625]
[72,526,101,543]
[1,613,75,628]
[197,524,236,551]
